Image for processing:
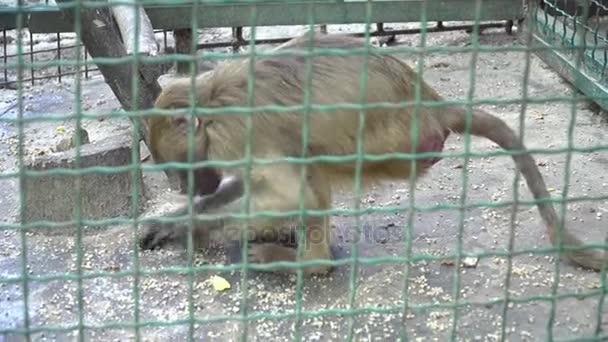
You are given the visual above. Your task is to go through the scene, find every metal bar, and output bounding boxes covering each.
[2,21,510,60]
[232,26,244,53]
[84,46,88,79]
[0,21,510,87]
[532,33,608,111]
[56,32,61,83]
[24,0,524,33]
[198,22,510,49]
[0,20,510,87]
[174,28,194,74]
[533,7,608,85]
[29,31,33,85]
[3,29,7,84]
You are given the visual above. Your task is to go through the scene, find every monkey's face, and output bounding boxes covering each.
[149,115,205,163]
[148,114,220,195]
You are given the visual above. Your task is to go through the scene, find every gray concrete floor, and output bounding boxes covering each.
[1,23,607,341]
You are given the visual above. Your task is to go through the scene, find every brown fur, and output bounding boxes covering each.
[141,32,606,275]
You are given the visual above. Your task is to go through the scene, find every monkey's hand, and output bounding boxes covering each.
[139,175,245,251]
[193,174,244,212]
[139,215,188,250]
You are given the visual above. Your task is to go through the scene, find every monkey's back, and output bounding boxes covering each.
[203,34,450,182]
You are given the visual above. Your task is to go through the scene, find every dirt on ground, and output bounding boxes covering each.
[0,22,607,341]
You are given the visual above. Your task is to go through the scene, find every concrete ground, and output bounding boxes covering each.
[1,23,607,341]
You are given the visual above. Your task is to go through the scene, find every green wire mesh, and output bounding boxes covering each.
[0,0,607,341]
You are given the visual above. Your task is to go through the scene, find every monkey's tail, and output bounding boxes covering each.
[437,107,607,271]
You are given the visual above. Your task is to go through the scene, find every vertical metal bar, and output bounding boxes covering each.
[346,0,374,339]
[72,3,85,339]
[547,0,591,339]
[3,30,7,84]
[174,28,194,74]
[57,33,62,83]
[603,31,608,75]
[186,1,202,340]
[506,19,514,34]
[499,5,535,341]
[590,4,600,63]
[84,46,89,79]
[29,31,34,86]
[232,27,244,53]
[15,0,31,338]
[130,1,143,339]
[237,5,259,341]
[449,0,483,338]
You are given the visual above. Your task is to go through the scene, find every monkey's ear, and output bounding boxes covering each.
[171,115,202,133]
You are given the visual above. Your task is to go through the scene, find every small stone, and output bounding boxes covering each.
[462,257,479,268]
[54,128,90,152]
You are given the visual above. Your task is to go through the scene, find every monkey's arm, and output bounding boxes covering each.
[139,165,318,250]
[193,174,244,212]
[139,174,245,250]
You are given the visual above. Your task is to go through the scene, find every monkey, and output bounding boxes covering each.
[139,32,607,275]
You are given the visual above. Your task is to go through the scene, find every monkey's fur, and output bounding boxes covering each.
[141,33,606,275]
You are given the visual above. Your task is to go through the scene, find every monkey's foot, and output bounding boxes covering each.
[247,243,332,275]
[139,222,186,250]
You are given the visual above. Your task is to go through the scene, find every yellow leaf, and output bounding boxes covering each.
[210,275,231,292]
[56,126,66,134]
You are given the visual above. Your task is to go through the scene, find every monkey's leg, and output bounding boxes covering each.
[246,166,333,275]
[247,215,332,275]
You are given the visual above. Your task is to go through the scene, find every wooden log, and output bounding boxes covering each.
[54,0,182,190]
[110,0,159,56]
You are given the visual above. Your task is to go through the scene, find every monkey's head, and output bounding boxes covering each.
[147,80,221,195]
